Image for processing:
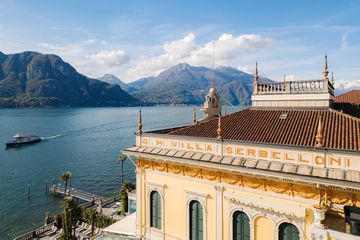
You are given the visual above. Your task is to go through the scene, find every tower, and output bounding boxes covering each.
[201,87,222,120]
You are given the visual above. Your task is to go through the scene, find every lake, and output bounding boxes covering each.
[0,106,216,238]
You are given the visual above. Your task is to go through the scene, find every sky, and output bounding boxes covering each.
[0,0,360,92]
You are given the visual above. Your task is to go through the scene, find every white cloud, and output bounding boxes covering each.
[341,34,348,50]
[334,79,360,95]
[90,50,129,66]
[237,65,254,74]
[285,74,296,81]
[84,39,107,45]
[127,33,272,81]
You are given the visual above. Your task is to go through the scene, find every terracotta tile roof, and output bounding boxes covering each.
[335,90,360,105]
[167,108,360,151]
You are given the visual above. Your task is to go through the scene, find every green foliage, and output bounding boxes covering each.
[120,181,135,215]
[82,209,115,228]
[60,171,72,195]
[55,214,62,228]
[60,197,82,239]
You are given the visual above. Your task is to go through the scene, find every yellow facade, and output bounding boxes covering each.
[126,156,360,240]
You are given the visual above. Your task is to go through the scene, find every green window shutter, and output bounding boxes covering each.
[150,191,161,229]
[233,211,250,240]
[157,192,161,229]
[279,223,300,240]
[190,201,203,240]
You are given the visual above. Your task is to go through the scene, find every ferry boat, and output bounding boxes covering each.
[5,134,41,148]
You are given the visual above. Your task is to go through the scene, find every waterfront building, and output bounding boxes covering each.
[122,56,360,240]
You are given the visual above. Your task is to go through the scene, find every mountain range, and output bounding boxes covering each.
[99,63,271,106]
[0,51,139,107]
[0,51,271,108]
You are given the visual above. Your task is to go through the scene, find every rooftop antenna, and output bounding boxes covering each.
[212,41,215,88]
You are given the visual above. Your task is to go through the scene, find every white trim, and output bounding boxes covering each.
[252,213,277,240]
[276,220,304,240]
[135,169,142,237]
[145,182,165,240]
[215,186,223,240]
[186,191,208,240]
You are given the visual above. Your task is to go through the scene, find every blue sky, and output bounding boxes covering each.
[0,0,359,91]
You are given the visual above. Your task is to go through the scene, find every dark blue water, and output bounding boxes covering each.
[0,107,208,238]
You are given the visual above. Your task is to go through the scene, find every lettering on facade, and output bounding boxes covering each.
[138,137,358,170]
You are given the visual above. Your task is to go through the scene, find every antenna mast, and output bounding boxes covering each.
[212,41,215,88]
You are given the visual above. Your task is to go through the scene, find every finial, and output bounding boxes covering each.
[331,71,334,85]
[193,107,197,126]
[323,54,329,81]
[138,110,143,134]
[254,62,259,82]
[315,114,324,147]
[217,115,222,139]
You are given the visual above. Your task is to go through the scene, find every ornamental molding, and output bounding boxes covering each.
[138,158,360,208]
[226,195,305,223]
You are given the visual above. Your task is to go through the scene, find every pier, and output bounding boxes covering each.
[50,184,103,203]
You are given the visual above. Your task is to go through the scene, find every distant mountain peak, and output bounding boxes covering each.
[98,74,128,90]
[0,51,139,107]
[127,63,273,106]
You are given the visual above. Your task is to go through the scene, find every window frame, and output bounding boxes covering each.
[232,210,250,240]
[146,181,165,238]
[185,190,207,240]
[278,222,300,240]
[150,190,162,229]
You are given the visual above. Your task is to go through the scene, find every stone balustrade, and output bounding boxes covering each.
[255,79,334,95]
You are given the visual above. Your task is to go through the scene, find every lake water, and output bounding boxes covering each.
[0,107,217,238]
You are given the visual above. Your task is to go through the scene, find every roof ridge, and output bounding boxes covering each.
[329,108,360,121]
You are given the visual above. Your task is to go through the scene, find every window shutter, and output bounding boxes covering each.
[150,191,161,229]
[233,211,250,240]
[279,223,299,240]
[190,201,203,240]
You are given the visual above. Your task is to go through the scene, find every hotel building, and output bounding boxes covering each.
[122,56,360,240]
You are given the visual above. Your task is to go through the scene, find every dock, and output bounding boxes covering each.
[50,184,103,203]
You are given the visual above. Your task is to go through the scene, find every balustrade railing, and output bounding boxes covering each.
[13,223,55,240]
[255,79,334,95]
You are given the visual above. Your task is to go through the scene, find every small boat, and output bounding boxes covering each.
[5,133,41,148]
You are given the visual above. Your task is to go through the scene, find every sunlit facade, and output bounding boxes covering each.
[123,57,360,240]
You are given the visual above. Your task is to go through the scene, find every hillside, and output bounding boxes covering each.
[0,51,139,107]
[126,63,271,106]
[98,74,128,90]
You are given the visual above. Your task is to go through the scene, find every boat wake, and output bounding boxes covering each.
[41,134,62,140]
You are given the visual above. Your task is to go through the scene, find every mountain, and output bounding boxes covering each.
[0,51,139,107]
[98,74,128,90]
[127,63,271,106]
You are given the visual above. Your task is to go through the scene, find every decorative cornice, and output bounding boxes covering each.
[137,158,360,208]
[225,195,304,222]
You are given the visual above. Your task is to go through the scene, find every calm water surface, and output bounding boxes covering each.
[0,107,214,238]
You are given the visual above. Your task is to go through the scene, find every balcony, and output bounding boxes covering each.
[255,79,334,96]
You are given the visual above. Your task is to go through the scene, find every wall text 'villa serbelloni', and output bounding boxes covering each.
[137,136,360,171]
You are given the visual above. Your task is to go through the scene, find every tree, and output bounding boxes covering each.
[120,181,135,215]
[119,155,126,186]
[60,197,81,240]
[60,171,72,195]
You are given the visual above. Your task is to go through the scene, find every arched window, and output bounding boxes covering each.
[233,211,250,240]
[189,200,203,240]
[279,223,300,240]
[150,191,161,229]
